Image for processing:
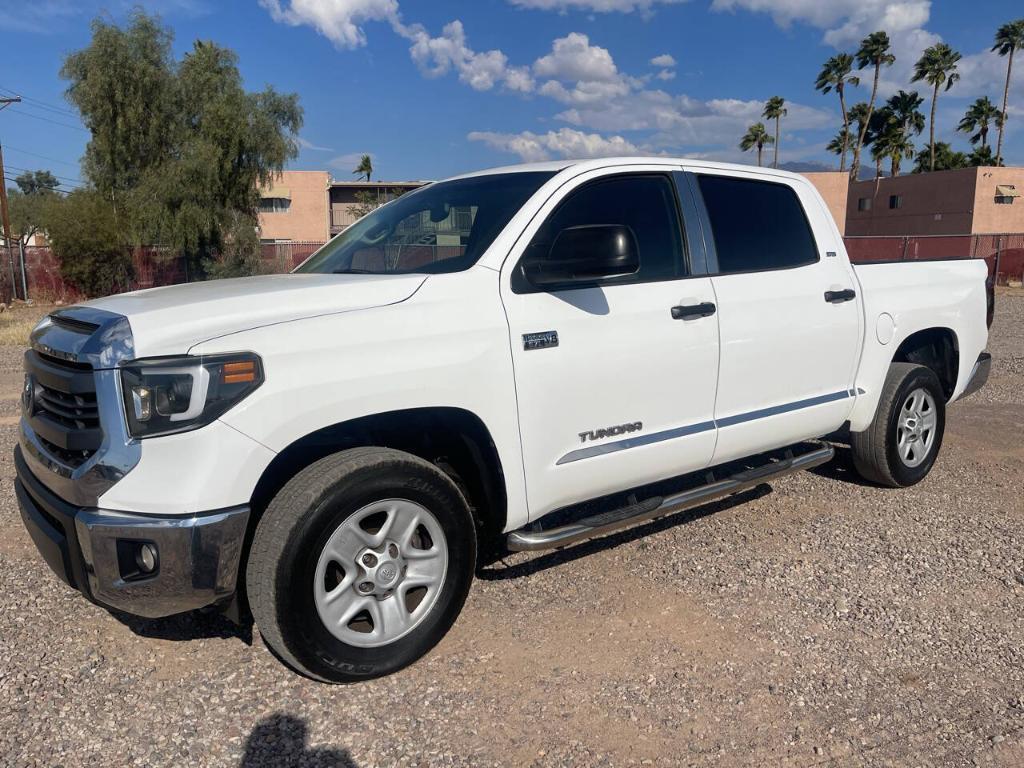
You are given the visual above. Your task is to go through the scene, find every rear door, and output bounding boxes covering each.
[689,169,863,464]
[500,168,720,519]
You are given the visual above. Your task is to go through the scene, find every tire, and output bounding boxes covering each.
[247,447,476,683]
[851,363,946,488]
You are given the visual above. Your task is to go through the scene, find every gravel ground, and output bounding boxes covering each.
[0,295,1021,767]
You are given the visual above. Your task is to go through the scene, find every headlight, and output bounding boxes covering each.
[120,353,264,439]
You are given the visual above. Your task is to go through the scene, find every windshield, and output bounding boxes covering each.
[296,171,556,275]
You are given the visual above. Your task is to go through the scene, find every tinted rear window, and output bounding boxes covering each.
[697,175,818,274]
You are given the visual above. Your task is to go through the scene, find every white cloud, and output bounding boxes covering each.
[650,53,676,67]
[534,33,620,82]
[404,20,535,92]
[328,151,375,171]
[508,0,685,13]
[468,128,641,161]
[655,69,676,81]
[259,0,399,49]
[297,136,335,152]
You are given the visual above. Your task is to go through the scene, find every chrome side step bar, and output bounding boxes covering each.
[506,443,835,552]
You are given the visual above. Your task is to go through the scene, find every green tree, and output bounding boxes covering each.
[912,142,969,173]
[739,122,773,167]
[885,90,926,139]
[912,43,962,172]
[7,170,60,250]
[61,10,302,279]
[346,187,406,220]
[992,19,1024,166]
[958,96,1003,148]
[44,190,134,296]
[762,96,787,169]
[967,145,1002,167]
[852,31,895,179]
[815,54,859,172]
[61,11,177,207]
[353,154,373,181]
[871,117,916,178]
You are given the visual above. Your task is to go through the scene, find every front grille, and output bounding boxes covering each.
[25,350,103,469]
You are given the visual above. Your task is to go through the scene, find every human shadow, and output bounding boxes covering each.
[240,713,358,768]
[478,483,772,580]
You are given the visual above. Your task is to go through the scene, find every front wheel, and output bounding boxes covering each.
[247,447,476,683]
[851,363,946,487]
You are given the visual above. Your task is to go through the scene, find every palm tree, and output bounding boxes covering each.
[847,102,873,178]
[827,127,855,169]
[958,96,1003,148]
[992,19,1024,166]
[852,31,895,179]
[872,121,916,178]
[739,123,773,167]
[912,43,962,172]
[353,154,373,181]
[885,90,926,138]
[762,96,787,168]
[815,54,860,172]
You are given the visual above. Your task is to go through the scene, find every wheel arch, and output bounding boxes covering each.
[246,407,508,552]
[891,326,959,401]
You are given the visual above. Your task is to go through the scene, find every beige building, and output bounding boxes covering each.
[257,171,427,242]
[257,171,331,243]
[846,166,1022,236]
[801,172,850,235]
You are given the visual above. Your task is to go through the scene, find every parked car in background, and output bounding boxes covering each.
[16,158,991,682]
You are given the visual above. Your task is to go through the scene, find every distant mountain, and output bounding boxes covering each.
[779,160,880,181]
[779,160,836,173]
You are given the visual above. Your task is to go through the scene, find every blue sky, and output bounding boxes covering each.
[1,0,1022,188]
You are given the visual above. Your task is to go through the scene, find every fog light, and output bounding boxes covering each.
[136,543,158,573]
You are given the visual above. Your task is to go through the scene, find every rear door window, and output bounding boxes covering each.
[697,175,818,274]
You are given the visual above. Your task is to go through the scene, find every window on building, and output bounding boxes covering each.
[995,185,1018,205]
[697,175,818,274]
[857,197,872,211]
[259,197,291,213]
[888,195,902,210]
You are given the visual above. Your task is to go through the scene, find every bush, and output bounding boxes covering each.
[44,191,134,297]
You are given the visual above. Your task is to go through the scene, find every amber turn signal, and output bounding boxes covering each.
[223,361,257,384]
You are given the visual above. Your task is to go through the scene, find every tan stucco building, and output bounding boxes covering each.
[846,166,1023,236]
[257,171,426,242]
[801,172,850,235]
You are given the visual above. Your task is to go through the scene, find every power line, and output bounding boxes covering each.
[0,87,77,118]
[4,144,81,169]
[4,162,83,186]
[9,106,87,132]
[3,175,72,195]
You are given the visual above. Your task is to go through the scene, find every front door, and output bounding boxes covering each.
[501,170,721,519]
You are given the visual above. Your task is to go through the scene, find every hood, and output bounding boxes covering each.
[81,273,427,358]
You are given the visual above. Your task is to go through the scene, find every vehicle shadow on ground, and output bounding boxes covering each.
[111,606,254,644]
[478,484,772,580]
[809,435,878,488]
[240,713,358,767]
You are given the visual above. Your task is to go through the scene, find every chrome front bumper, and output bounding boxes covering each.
[15,446,249,618]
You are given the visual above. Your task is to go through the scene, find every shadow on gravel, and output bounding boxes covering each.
[479,484,771,580]
[808,439,878,488]
[111,607,253,645]
[240,713,358,767]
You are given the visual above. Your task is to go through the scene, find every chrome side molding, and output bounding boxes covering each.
[506,442,835,552]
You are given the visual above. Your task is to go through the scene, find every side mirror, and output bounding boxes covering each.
[522,224,639,288]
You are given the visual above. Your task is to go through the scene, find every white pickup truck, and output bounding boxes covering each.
[16,158,992,682]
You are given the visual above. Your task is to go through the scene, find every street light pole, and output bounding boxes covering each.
[0,96,23,303]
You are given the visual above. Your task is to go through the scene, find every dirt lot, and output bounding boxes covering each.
[1,294,1022,767]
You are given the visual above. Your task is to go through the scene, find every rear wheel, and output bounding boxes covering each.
[851,363,946,487]
[247,447,476,682]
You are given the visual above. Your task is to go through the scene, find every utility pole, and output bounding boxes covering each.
[0,95,23,303]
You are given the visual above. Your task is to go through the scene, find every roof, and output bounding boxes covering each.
[448,156,813,183]
[328,180,429,188]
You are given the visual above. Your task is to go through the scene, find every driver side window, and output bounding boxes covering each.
[514,174,686,292]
